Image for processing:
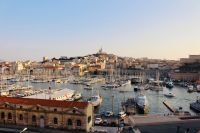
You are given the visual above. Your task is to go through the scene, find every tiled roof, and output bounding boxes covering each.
[0,96,89,109]
[44,65,64,69]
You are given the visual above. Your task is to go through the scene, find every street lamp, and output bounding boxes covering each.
[20,127,28,133]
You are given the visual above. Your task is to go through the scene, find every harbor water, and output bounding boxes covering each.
[24,81,199,115]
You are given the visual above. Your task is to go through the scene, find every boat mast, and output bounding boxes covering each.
[0,67,3,95]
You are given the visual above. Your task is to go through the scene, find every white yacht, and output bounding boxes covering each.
[87,94,103,107]
[84,86,93,90]
[188,85,194,93]
[164,92,175,98]
[197,85,200,92]
[136,93,149,114]
[31,79,47,83]
[73,92,82,100]
[120,80,131,87]
[10,78,20,82]
[24,88,75,101]
[101,83,119,89]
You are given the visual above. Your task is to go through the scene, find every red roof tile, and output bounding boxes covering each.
[0,96,89,109]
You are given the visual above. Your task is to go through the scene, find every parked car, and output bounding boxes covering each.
[102,111,114,117]
[118,111,126,118]
[102,119,109,126]
[95,118,103,125]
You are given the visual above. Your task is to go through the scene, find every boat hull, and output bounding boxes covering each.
[136,105,149,114]
[166,84,174,89]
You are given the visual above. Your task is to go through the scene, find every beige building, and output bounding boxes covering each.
[72,64,86,76]
[0,97,93,132]
[10,61,24,73]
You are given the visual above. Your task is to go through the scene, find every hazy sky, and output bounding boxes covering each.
[0,0,200,61]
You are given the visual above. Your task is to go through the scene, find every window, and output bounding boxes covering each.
[1,112,5,119]
[36,107,39,111]
[88,116,91,124]
[54,117,58,124]
[19,114,23,120]
[20,106,23,109]
[67,119,72,126]
[5,105,7,108]
[54,108,57,112]
[77,120,81,126]
[8,113,12,120]
[32,115,36,123]
[73,110,76,114]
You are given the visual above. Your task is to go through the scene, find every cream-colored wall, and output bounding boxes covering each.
[0,103,93,132]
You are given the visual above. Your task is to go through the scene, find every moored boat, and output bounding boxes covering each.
[148,81,164,91]
[135,93,149,114]
[87,94,103,107]
[188,85,194,93]
[84,86,93,90]
[166,81,174,89]
[164,92,175,98]
[73,92,82,100]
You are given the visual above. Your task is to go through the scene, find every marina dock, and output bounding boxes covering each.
[163,101,176,113]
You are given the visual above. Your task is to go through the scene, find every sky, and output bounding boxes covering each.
[0,0,200,61]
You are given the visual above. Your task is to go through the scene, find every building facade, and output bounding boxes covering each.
[0,97,93,132]
[72,64,86,76]
[169,72,200,81]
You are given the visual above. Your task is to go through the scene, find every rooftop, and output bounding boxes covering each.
[0,96,89,109]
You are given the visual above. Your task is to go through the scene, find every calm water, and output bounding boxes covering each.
[24,82,199,115]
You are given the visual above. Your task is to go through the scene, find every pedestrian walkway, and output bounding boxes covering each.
[93,126,118,133]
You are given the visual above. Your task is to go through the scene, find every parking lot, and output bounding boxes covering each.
[94,111,129,127]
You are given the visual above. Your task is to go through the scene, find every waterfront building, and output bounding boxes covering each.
[72,64,86,76]
[0,96,93,132]
[170,72,200,81]
[10,61,25,73]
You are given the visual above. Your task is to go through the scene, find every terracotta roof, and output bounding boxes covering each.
[0,96,89,109]
[44,65,64,69]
